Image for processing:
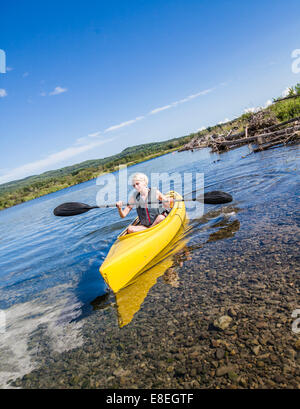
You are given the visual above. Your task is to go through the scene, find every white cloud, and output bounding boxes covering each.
[0,138,114,184]
[149,105,173,115]
[265,99,272,107]
[197,126,206,132]
[281,87,290,98]
[244,99,273,114]
[244,106,259,114]
[104,116,144,133]
[75,137,88,145]
[88,131,102,138]
[76,86,215,146]
[6,66,13,72]
[149,87,215,115]
[75,131,103,145]
[0,89,7,97]
[218,118,230,124]
[22,72,29,78]
[49,86,67,96]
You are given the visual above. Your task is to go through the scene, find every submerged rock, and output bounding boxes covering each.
[213,315,232,331]
[216,365,237,377]
[294,339,300,351]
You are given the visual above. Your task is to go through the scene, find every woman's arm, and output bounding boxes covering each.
[116,201,133,218]
[157,190,174,208]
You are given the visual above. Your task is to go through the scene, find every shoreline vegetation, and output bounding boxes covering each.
[0,85,299,211]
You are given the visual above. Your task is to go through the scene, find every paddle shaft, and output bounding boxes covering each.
[94,197,197,209]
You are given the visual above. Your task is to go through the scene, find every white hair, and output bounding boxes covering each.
[131,172,148,186]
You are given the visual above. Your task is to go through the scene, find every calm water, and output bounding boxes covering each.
[0,145,299,388]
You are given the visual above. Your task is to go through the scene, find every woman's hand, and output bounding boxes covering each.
[163,197,174,209]
[157,190,174,209]
[116,201,123,209]
[116,201,132,218]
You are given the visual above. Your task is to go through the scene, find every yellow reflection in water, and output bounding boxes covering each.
[115,220,190,328]
[113,207,241,328]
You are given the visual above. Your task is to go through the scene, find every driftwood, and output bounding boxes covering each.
[248,109,279,134]
[215,124,300,149]
[211,125,300,152]
[225,130,245,140]
[256,116,300,134]
[216,135,260,147]
[178,105,300,154]
[226,129,233,139]
[222,116,298,142]
[253,132,300,152]
[198,115,299,146]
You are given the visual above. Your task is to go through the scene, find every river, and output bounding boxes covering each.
[0,144,299,388]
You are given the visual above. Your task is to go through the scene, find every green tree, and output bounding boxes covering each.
[288,87,296,97]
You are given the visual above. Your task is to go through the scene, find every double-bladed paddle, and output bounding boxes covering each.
[53,191,233,216]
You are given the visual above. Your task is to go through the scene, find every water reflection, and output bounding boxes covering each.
[207,219,240,242]
[97,207,241,328]
[115,232,189,327]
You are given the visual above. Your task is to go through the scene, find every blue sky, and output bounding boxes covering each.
[0,0,299,184]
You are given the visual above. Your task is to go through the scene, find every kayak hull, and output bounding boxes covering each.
[99,191,186,293]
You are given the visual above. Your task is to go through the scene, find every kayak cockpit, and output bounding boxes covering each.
[119,217,140,237]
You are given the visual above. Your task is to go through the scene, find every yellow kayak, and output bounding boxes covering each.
[99,191,186,293]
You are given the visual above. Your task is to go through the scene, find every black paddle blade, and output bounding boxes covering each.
[53,202,98,216]
[204,191,233,204]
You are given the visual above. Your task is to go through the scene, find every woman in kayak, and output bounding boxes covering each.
[116,172,174,233]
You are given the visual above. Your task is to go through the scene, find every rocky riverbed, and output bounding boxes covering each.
[11,187,300,389]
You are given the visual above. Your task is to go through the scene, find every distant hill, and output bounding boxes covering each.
[0,136,190,192]
[0,134,193,208]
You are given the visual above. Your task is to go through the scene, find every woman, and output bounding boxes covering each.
[116,173,174,233]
